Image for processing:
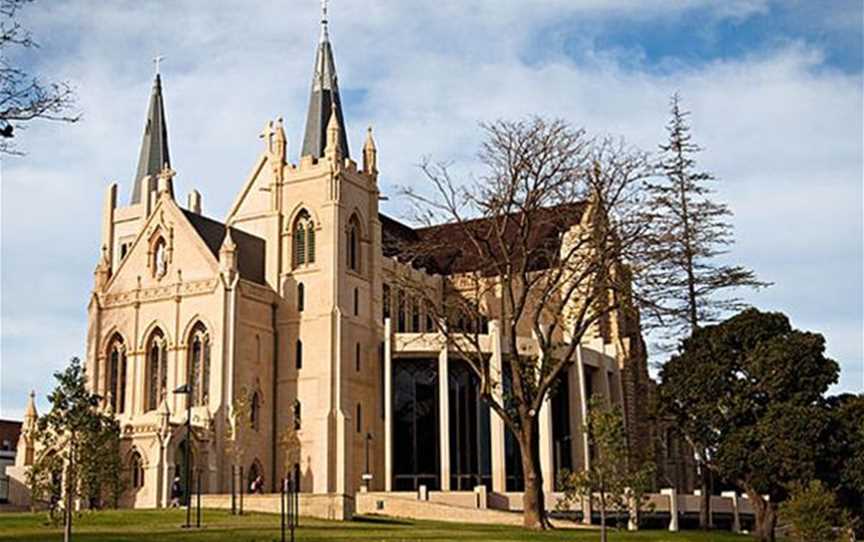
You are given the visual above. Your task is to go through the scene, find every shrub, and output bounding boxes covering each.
[779,480,851,542]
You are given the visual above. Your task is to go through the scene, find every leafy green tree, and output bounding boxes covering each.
[637,93,767,528]
[30,357,122,542]
[78,414,124,509]
[779,480,854,542]
[557,398,655,542]
[658,309,839,542]
[821,394,864,534]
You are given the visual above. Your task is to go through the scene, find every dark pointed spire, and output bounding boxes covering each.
[301,0,349,160]
[130,70,171,204]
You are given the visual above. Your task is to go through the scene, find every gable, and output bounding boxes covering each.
[105,198,222,294]
[226,154,271,221]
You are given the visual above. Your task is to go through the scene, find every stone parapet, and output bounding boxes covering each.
[199,493,354,521]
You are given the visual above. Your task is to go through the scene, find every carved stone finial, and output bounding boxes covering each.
[363,125,377,174]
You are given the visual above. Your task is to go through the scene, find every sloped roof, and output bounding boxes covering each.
[182,210,266,285]
[379,203,587,276]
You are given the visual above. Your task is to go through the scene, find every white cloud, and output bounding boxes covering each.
[1,0,861,416]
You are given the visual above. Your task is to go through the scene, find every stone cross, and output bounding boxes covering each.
[153,54,165,75]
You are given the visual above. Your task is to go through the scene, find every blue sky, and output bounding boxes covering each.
[1,0,862,418]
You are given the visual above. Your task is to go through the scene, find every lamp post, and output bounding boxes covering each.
[173,383,192,528]
[361,432,373,492]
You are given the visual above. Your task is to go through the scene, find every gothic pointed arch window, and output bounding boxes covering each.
[187,322,210,406]
[130,451,144,489]
[347,214,361,273]
[107,334,127,414]
[146,328,168,411]
[292,210,316,268]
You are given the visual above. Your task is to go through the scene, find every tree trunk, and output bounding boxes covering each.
[599,492,608,542]
[699,463,711,529]
[747,489,777,542]
[518,422,548,529]
[63,459,73,542]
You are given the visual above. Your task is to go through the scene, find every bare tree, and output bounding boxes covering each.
[395,117,654,529]
[639,93,768,529]
[1,0,79,154]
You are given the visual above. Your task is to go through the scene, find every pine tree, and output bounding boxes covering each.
[639,93,768,529]
[640,93,766,343]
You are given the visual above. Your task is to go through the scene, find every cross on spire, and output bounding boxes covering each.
[153,54,165,75]
[320,0,329,42]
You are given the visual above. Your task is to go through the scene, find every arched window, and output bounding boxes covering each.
[188,323,210,406]
[295,339,303,369]
[293,399,302,430]
[292,210,315,268]
[356,403,362,433]
[297,283,305,312]
[347,214,361,272]
[130,451,145,489]
[411,300,420,332]
[250,392,261,431]
[397,290,406,332]
[107,334,127,414]
[146,329,168,411]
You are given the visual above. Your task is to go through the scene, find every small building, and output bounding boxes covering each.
[0,418,22,503]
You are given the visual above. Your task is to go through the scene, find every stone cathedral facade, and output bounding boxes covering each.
[11,10,692,514]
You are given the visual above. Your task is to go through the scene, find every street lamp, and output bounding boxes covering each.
[361,432,373,491]
[173,383,192,528]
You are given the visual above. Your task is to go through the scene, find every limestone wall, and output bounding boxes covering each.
[199,492,354,521]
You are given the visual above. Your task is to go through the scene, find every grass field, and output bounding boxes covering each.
[0,508,754,541]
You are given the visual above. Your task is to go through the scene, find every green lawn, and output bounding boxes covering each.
[0,509,752,541]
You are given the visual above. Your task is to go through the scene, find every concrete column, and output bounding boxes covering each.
[538,397,554,494]
[474,485,488,509]
[575,346,593,525]
[384,318,393,492]
[575,346,591,471]
[627,488,638,531]
[438,345,451,491]
[489,320,506,493]
[722,491,741,533]
[567,363,584,472]
[661,488,679,532]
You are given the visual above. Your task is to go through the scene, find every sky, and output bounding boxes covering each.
[1,0,862,419]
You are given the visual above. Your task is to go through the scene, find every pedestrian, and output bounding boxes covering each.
[170,476,182,507]
[251,475,264,494]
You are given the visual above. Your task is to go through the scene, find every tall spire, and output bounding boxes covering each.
[301,0,349,160]
[130,64,171,204]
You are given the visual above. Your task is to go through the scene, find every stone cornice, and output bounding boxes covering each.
[101,278,219,308]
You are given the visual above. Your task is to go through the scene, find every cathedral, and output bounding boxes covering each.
[10,7,689,516]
